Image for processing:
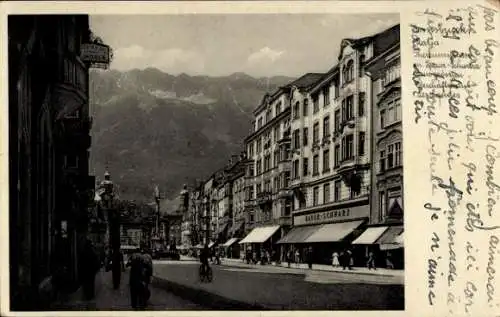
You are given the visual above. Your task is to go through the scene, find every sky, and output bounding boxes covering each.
[90,14,399,78]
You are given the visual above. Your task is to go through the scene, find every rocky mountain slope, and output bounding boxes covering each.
[89,68,294,202]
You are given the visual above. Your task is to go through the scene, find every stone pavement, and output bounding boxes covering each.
[152,261,404,310]
[51,269,202,311]
[220,257,404,277]
[180,256,404,277]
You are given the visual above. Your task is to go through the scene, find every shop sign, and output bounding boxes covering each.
[80,43,110,64]
[294,204,369,226]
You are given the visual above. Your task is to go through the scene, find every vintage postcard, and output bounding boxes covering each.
[0,1,499,316]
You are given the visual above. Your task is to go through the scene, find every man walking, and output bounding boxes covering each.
[127,248,152,310]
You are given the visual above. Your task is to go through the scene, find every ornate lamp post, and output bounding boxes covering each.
[99,171,121,289]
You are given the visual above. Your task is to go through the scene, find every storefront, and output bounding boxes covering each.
[222,237,240,259]
[278,203,369,265]
[352,225,404,269]
[238,225,281,262]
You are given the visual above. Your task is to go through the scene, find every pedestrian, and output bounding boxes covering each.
[386,251,394,269]
[340,251,347,270]
[79,238,100,300]
[367,251,376,270]
[127,248,153,310]
[332,251,340,268]
[215,249,221,265]
[294,249,300,268]
[307,247,313,269]
[287,249,292,268]
[348,250,354,270]
[120,250,126,272]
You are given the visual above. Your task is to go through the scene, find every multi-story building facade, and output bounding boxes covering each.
[8,15,107,309]
[362,29,403,269]
[186,182,204,247]
[240,74,323,258]
[278,24,400,266]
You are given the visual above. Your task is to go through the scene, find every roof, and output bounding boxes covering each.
[254,73,324,114]
[284,73,324,90]
[310,24,400,94]
[370,24,400,57]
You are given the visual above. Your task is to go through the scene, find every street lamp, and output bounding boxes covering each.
[99,171,121,289]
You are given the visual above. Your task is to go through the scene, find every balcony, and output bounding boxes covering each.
[256,191,272,205]
[244,200,257,209]
[278,131,291,144]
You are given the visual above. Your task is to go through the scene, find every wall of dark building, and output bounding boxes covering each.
[8,15,93,310]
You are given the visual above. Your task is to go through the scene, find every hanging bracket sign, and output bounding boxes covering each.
[80,43,111,66]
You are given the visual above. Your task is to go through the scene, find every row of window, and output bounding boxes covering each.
[301,179,362,209]
[256,101,284,130]
[245,171,291,200]
[250,145,291,176]
[291,132,365,177]
[293,93,365,121]
[248,122,290,157]
[379,141,402,172]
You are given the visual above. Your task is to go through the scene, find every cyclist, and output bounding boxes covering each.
[199,244,210,278]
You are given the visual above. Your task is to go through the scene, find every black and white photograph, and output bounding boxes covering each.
[6,8,404,312]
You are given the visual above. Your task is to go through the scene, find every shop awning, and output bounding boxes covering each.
[377,226,404,250]
[352,226,389,245]
[304,220,364,243]
[277,225,320,244]
[223,238,239,247]
[394,232,404,245]
[239,225,280,244]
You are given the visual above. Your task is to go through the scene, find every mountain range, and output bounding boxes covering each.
[89,68,295,203]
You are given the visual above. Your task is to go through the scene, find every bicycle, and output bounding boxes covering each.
[199,264,213,283]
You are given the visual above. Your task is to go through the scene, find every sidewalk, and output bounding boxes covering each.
[50,269,202,311]
[180,256,404,278]
[50,269,133,310]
